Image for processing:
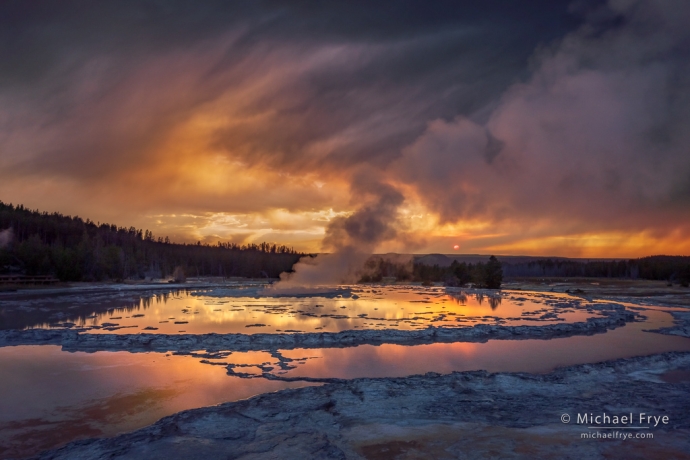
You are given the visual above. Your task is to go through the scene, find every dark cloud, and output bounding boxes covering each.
[0,0,586,183]
[4,0,688,257]
[395,0,690,235]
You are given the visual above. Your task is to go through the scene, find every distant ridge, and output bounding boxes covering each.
[411,254,621,267]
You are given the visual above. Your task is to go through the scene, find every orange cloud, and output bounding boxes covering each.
[2,2,690,257]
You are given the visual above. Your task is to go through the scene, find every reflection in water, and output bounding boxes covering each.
[161,310,690,384]
[448,292,502,311]
[1,308,689,458]
[135,310,690,384]
[0,289,190,331]
[9,286,605,335]
[449,292,468,305]
[273,310,690,379]
[0,346,310,459]
[489,296,501,311]
[3,285,686,458]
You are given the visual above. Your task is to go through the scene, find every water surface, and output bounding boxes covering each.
[0,346,309,459]
[14,286,606,334]
[2,285,689,458]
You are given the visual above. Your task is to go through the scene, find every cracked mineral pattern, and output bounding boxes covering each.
[36,353,690,459]
[2,283,690,459]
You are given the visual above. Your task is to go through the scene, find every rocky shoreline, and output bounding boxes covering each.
[0,305,637,354]
[35,352,690,459]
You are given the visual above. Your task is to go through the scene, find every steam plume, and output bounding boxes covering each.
[0,228,12,248]
[269,173,404,291]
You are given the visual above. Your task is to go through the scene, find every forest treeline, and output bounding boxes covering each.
[2,200,688,286]
[502,256,690,286]
[363,254,690,288]
[0,201,302,281]
[359,255,504,288]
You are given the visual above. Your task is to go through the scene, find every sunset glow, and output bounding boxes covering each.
[1,1,689,257]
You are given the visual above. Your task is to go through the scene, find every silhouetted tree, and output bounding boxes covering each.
[484,255,503,289]
[446,260,472,286]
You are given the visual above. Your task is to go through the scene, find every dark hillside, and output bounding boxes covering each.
[0,201,302,281]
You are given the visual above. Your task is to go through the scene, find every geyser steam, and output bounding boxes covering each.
[269,173,404,291]
[0,228,12,248]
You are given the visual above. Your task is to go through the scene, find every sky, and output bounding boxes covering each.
[1,0,689,257]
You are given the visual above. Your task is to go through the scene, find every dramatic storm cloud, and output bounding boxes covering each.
[0,0,687,256]
[395,0,690,255]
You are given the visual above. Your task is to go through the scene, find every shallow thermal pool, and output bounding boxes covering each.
[241,309,690,379]
[0,346,311,459]
[2,285,690,458]
[13,285,608,334]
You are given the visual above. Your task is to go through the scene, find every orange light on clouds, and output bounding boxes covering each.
[480,230,690,259]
